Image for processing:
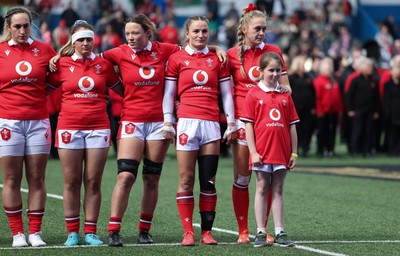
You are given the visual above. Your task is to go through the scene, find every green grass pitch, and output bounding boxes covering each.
[0,148,399,255]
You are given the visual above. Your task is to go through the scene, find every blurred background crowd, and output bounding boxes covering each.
[1,0,400,158]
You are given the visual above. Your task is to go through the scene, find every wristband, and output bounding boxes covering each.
[163,125,176,135]
[291,153,298,158]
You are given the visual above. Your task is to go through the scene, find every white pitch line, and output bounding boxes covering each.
[193,223,348,256]
[296,240,400,244]
[0,184,395,255]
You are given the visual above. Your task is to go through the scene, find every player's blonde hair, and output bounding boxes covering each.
[181,16,209,48]
[236,6,268,78]
[59,20,95,57]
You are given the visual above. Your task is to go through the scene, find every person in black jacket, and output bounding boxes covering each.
[383,55,400,156]
[346,57,380,157]
[289,55,316,157]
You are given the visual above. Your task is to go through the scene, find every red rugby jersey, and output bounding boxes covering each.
[0,39,56,119]
[165,47,230,121]
[240,83,299,166]
[102,41,180,122]
[47,53,120,130]
[227,43,287,119]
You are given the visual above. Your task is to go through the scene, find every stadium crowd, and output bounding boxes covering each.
[0,0,400,249]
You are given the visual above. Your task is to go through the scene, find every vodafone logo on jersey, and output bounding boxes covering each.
[139,66,155,79]
[15,61,32,76]
[193,70,208,85]
[248,66,262,82]
[78,76,95,92]
[269,108,281,121]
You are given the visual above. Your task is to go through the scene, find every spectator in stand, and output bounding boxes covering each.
[39,21,52,46]
[338,45,363,153]
[158,19,179,44]
[375,23,394,69]
[383,55,400,156]
[60,1,80,28]
[100,23,123,52]
[289,55,316,157]
[0,6,56,247]
[52,19,70,52]
[313,57,343,157]
[346,57,380,157]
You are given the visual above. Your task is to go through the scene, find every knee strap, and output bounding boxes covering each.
[142,158,163,176]
[117,159,139,176]
[198,155,219,191]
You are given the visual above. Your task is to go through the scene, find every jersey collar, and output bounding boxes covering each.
[257,80,281,93]
[71,52,96,61]
[243,42,265,51]
[184,45,209,55]
[132,41,152,53]
[8,37,34,46]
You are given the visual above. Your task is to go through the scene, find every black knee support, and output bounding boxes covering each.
[117,159,139,176]
[198,155,219,191]
[142,158,163,175]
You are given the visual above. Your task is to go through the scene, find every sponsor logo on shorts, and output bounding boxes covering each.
[61,131,71,144]
[104,136,108,142]
[237,128,246,140]
[0,128,11,141]
[125,123,136,134]
[179,133,188,146]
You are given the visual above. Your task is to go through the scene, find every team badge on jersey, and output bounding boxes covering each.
[15,61,32,76]
[94,64,102,74]
[150,52,158,61]
[282,99,287,107]
[205,58,214,68]
[193,70,208,85]
[237,128,246,140]
[62,131,71,144]
[32,48,39,57]
[269,108,281,121]
[0,128,11,141]
[248,66,262,82]
[179,133,188,146]
[78,76,95,92]
[125,123,136,134]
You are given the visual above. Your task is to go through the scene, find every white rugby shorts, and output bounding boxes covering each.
[118,121,164,141]
[252,163,287,173]
[56,129,111,149]
[176,118,220,151]
[0,118,51,156]
[236,119,247,146]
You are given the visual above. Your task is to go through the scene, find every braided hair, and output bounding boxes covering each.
[236,6,268,78]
